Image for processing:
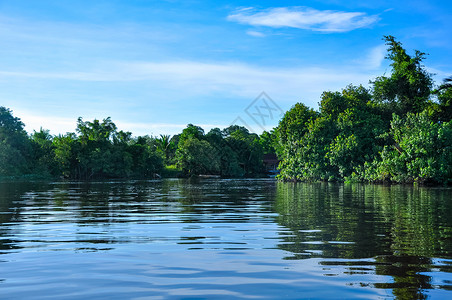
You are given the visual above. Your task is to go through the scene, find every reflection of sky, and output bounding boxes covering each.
[0,220,392,299]
[0,180,451,298]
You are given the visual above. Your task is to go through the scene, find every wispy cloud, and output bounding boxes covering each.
[367,44,387,69]
[2,58,378,112]
[354,44,387,70]
[227,7,380,32]
[246,30,266,37]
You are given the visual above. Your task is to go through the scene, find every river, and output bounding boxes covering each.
[0,179,451,299]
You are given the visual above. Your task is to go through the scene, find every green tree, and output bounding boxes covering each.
[365,112,452,183]
[259,130,276,155]
[275,103,318,150]
[127,137,164,178]
[223,125,264,176]
[206,128,243,177]
[75,117,118,179]
[324,86,386,178]
[52,117,163,179]
[372,35,433,115]
[178,124,205,144]
[53,133,78,178]
[176,136,220,175]
[155,134,175,163]
[30,128,58,176]
[277,85,387,181]
[0,107,31,176]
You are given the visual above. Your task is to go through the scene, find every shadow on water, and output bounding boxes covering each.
[273,182,452,299]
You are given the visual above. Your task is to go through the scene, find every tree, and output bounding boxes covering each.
[0,107,31,176]
[178,124,205,144]
[205,128,243,177]
[52,117,164,179]
[74,117,118,179]
[53,133,79,178]
[176,137,220,175]
[324,86,386,178]
[220,125,264,176]
[259,131,276,155]
[372,36,433,115]
[30,128,58,176]
[275,103,318,147]
[155,134,175,163]
[364,112,452,183]
[127,139,164,178]
[276,85,387,181]
[76,117,117,144]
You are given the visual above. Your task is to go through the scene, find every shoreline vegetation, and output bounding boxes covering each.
[1,36,451,185]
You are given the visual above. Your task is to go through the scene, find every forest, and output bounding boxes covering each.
[0,111,269,180]
[1,36,451,184]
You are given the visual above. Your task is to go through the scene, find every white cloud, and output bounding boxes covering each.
[5,59,379,136]
[10,58,451,136]
[354,44,387,70]
[367,44,387,69]
[227,7,380,32]
[1,59,375,102]
[13,111,77,136]
[246,30,266,37]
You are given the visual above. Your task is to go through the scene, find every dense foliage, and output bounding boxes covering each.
[0,112,268,179]
[0,113,165,180]
[0,107,32,176]
[175,124,264,177]
[275,36,452,184]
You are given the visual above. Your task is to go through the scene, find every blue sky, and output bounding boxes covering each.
[1,0,451,136]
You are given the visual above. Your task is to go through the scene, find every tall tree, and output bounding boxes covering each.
[31,128,58,176]
[0,107,31,176]
[372,35,433,115]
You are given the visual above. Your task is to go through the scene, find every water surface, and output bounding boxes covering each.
[0,179,451,299]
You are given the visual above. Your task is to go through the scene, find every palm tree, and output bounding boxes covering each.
[155,134,173,162]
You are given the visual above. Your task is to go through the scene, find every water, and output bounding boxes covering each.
[0,179,451,299]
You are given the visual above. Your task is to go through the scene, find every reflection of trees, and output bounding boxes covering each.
[374,255,432,300]
[0,182,24,253]
[0,181,54,253]
[0,179,278,252]
[174,178,276,222]
[273,183,391,259]
[273,182,452,299]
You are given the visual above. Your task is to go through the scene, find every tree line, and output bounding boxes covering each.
[0,109,273,179]
[273,36,452,184]
[1,36,451,183]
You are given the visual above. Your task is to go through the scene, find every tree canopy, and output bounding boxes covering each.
[275,36,451,184]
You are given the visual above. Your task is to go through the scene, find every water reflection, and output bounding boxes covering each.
[0,179,451,299]
[274,182,452,299]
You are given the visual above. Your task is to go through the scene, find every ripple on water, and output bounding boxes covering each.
[0,179,451,299]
